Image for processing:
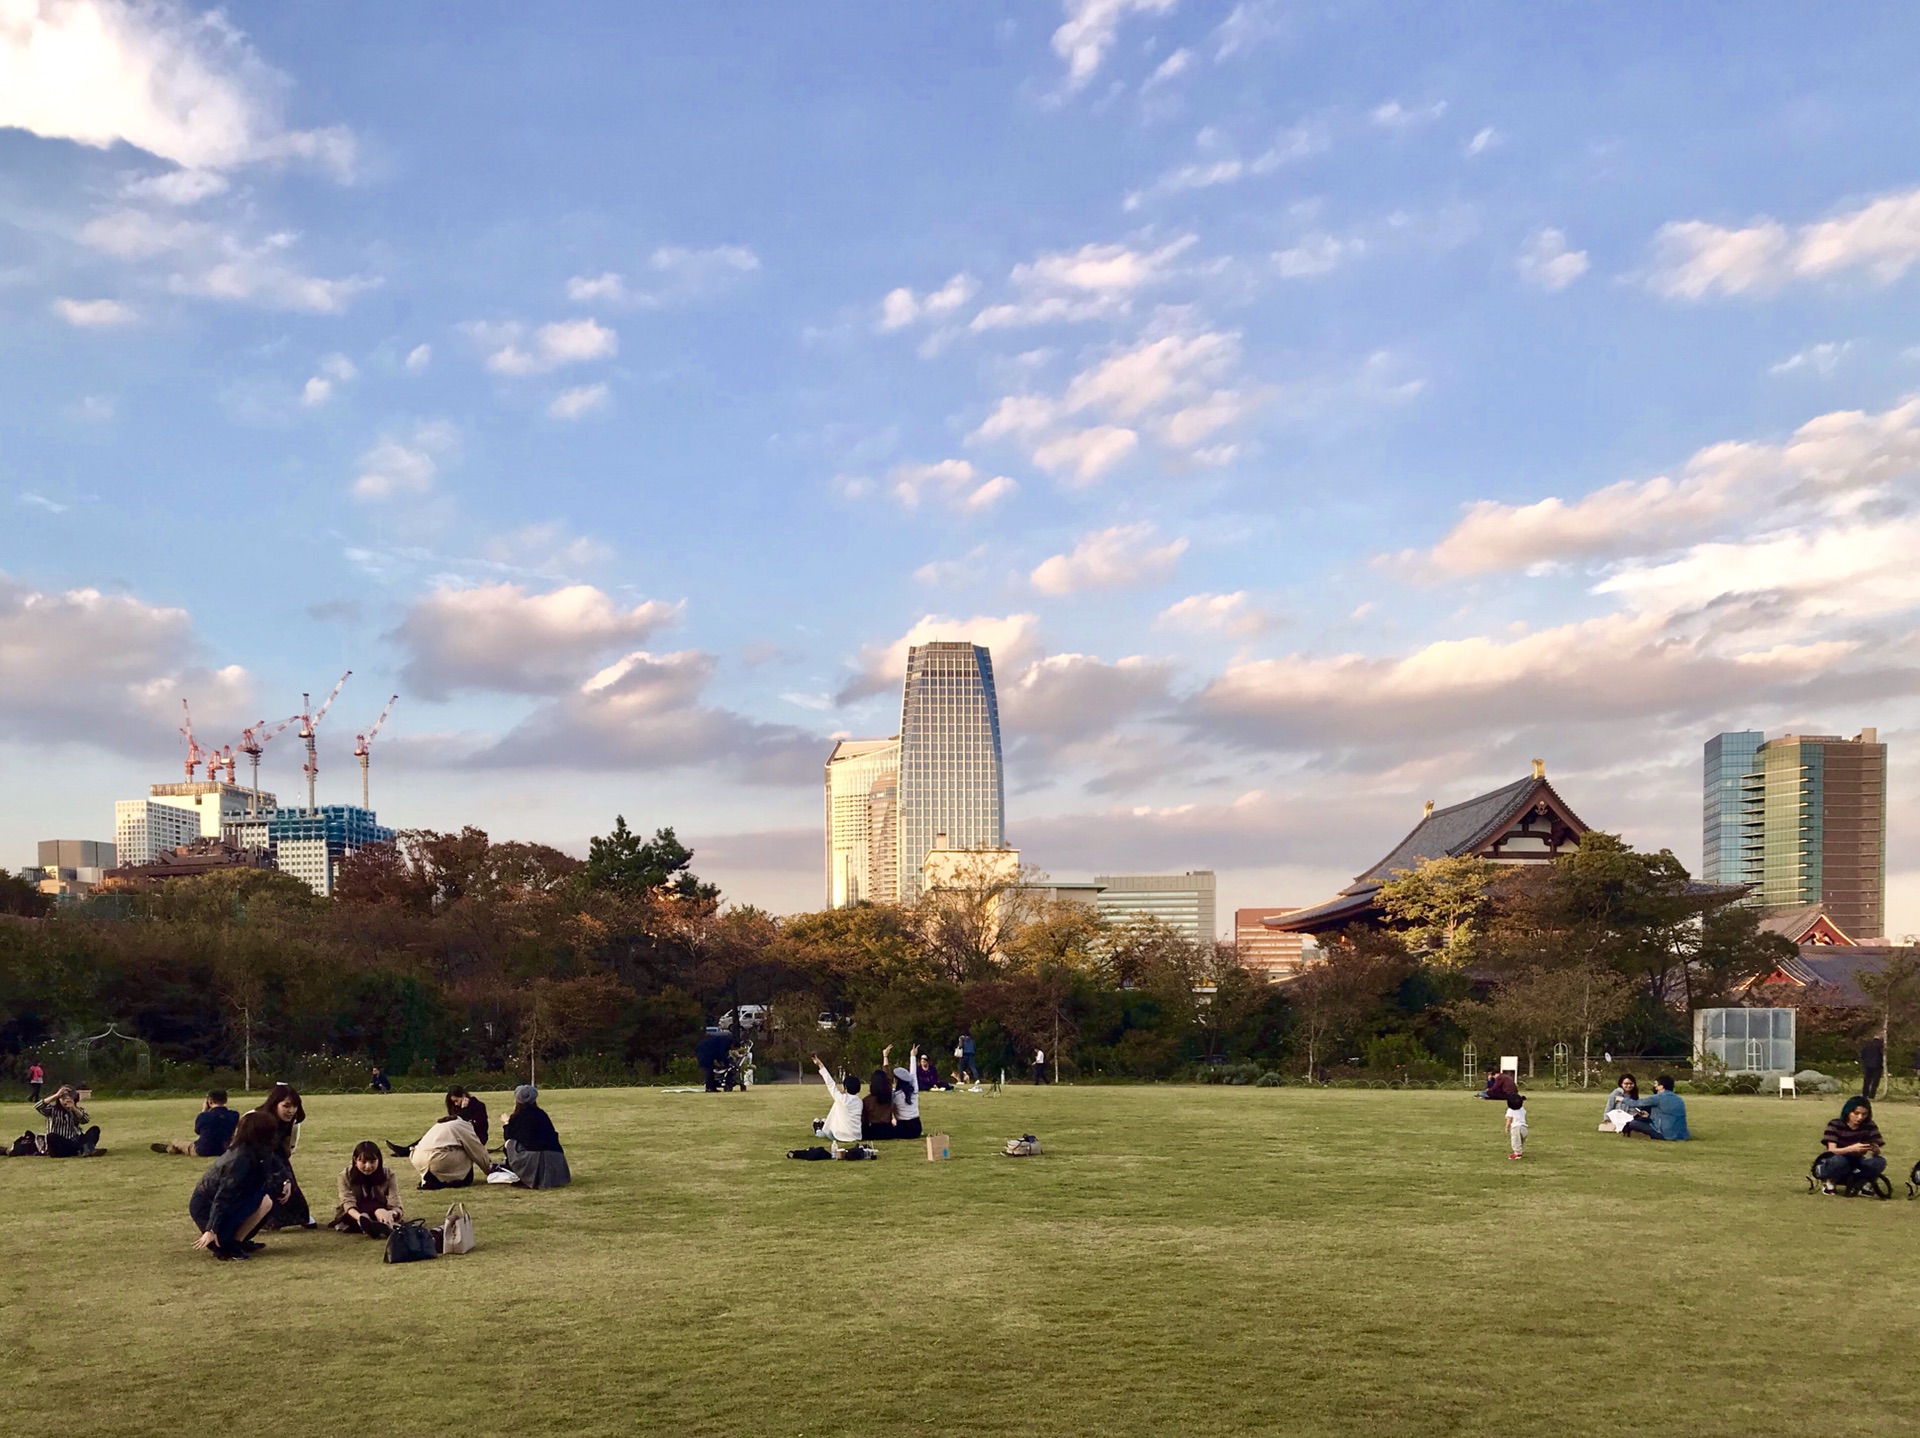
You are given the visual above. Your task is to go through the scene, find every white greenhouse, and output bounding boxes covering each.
[1693,1007,1795,1075]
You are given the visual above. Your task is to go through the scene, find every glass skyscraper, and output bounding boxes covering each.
[895,641,1005,902]
[1704,728,1887,938]
[1702,730,1762,887]
[823,738,900,907]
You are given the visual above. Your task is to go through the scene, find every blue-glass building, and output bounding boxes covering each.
[229,805,395,897]
[1702,731,1763,889]
[895,642,1005,902]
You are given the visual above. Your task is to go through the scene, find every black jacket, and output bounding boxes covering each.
[450,1096,489,1144]
[503,1104,563,1153]
[191,1144,273,1243]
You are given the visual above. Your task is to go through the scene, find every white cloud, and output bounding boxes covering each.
[839,613,1044,702]
[886,459,1018,512]
[970,236,1195,330]
[350,420,457,502]
[300,377,332,407]
[1406,396,1920,577]
[1517,227,1589,292]
[123,166,228,205]
[300,351,355,404]
[1030,522,1188,595]
[876,272,978,332]
[0,0,354,176]
[548,382,610,420]
[1371,99,1448,130]
[1000,653,1177,746]
[1464,126,1500,157]
[1031,426,1140,484]
[79,208,376,313]
[1274,233,1364,278]
[480,521,614,578]
[1650,186,1920,299]
[404,343,431,373]
[484,318,618,376]
[52,296,135,326]
[565,244,759,308]
[391,582,682,700]
[1770,341,1850,377]
[1051,0,1178,90]
[1156,590,1282,637]
[1142,47,1192,88]
[1124,124,1325,210]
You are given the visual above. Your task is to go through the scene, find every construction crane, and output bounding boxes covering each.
[209,743,237,786]
[354,695,398,812]
[237,715,297,816]
[296,671,352,813]
[179,699,205,782]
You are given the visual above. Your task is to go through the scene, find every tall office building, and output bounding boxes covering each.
[150,780,276,839]
[228,804,396,897]
[1235,906,1305,979]
[115,799,203,865]
[895,641,1005,903]
[1093,871,1218,945]
[824,738,900,907]
[1705,728,1888,938]
[1702,730,1762,887]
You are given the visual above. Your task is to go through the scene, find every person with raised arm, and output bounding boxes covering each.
[811,1055,864,1145]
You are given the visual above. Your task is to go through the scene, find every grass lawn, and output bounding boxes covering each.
[2,1082,1916,1436]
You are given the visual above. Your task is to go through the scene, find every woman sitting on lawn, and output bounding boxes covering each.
[253,1083,316,1228]
[501,1084,571,1189]
[1598,1073,1640,1131]
[406,1108,494,1189]
[862,1067,898,1140]
[1816,1095,1887,1194]
[189,1110,283,1260]
[330,1141,405,1238]
[915,1051,946,1094]
[886,1044,924,1142]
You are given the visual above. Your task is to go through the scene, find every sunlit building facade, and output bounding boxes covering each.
[824,738,900,907]
[896,642,1005,903]
[1093,871,1218,944]
[1702,730,1763,889]
[1740,730,1887,939]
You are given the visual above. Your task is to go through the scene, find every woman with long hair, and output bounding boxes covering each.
[888,1044,924,1141]
[252,1082,315,1229]
[330,1140,404,1238]
[188,1110,282,1260]
[861,1065,897,1140]
[501,1084,571,1189]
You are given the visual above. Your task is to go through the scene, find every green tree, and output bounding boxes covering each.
[586,817,717,901]
[1377,855,1498,968]
[1684,906,1797,1014]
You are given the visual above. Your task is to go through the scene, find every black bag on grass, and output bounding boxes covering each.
[384,1220,439,1264]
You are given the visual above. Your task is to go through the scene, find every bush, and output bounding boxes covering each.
[1362,1034,1451,1084]
[1194,1061,1262,1086]
[1253,1071,1284,1087]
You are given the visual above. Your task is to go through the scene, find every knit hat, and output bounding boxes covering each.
[514,1084,538,1105]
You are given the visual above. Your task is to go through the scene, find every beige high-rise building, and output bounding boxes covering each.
[1235,907,1306,980]
[824,738,900,907]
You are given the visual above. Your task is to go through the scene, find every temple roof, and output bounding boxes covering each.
[1758,904,1856,947]
[1268,773,1588,934]
[1747,949,1886,1008]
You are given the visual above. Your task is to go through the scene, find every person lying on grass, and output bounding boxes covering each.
[153,1090,237,1157]
[331,1141,405,1238]
[1815,1095,1886,1194]
[189,1111,284,1261]
[811,1055,864,1144]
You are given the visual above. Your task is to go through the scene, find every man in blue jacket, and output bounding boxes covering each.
[1621,1073,1690,1140]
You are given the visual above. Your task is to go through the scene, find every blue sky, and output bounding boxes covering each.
[6,1,1920,932]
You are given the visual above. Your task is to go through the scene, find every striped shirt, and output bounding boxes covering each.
[1823,1117,1883,1150]
[35,1098,89,1142]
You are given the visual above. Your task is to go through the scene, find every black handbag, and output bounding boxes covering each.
[383,1220,439,1264]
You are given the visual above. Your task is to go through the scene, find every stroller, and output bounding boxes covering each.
[713,1042,754,1092]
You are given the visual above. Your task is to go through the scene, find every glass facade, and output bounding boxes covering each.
[1093,871,1219,944]
[896,642,1005,902]
[1728,730,1887,938]
[823,738,900,907]
[1694,1006,1795,1074]
[229,804,396,897]
[1702,731,1761,888]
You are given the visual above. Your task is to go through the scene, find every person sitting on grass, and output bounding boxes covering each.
[405,1110,494,1190]
[253,1083,316,1228]
[331,1141,405,1238]
[370,1067,392,1094]
[153,1090,238,1157]
[1816,1095,1886,1194]
[862,1066,898,1140]
[886,1044,924,1142]
[388,1086,490,1158]
[1478,1068,1518,1102]
[811,1056,864,1144]
[1619,1073,1690,1141]
[189,1110,283,1260]
[501,1084,571,1189]
[36,1086,101,1157]
[915,1051,946,1094]
[1598,1073,1640,1132]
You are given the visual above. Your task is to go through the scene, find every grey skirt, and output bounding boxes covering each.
[504,1140,571,1189]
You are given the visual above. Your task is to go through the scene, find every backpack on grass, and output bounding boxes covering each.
[1003,1135,1042,1157]
[384,1220,438,1264]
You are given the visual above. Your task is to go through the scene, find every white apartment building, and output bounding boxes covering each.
[114,800,203,865]
[824,737,900,907]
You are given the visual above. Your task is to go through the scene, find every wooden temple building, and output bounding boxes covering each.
[1266,761,1589,937]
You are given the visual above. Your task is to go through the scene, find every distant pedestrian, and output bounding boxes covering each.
[956,1031,978,1084]
[370,1066,392,1094]
[1032,1048,1048,1085]
[1861,1036,1885,1101]
[1504,1094,1528,1160]
[26,1062,43,1102]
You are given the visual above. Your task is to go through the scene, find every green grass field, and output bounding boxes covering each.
[2,1083,1915,1436]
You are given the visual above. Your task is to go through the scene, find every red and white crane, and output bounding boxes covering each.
[178,699,205,782]
[354,694,399,812]
[237,715,298,816]
[296,671,352,813]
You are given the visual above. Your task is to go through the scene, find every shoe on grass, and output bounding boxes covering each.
[151,1143,170,1154]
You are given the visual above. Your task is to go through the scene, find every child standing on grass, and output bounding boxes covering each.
[1505,1094,1528,1160]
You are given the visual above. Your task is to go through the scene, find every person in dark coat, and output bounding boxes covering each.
[1861,1036,1885,1101]
[189,1110,282,1259]
[697,1030,739,1091]
[501,1084,570,1189]
[370,1067,392,1094]
[252,1083,315,1229]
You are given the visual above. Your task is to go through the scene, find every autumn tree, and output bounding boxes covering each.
[1378,855,1498,968]
[1288,931,1410,1079]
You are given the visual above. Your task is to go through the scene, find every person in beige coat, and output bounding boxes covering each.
[407,1114,492,1189]
[330,1141,405,1239]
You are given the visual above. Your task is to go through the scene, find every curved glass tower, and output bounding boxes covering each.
[896,641,1005,901]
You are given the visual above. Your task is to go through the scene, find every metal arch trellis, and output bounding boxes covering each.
[69,1023,151,1080]
[1551,1042,1571,1090]
[1462,1042,1478,1090]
